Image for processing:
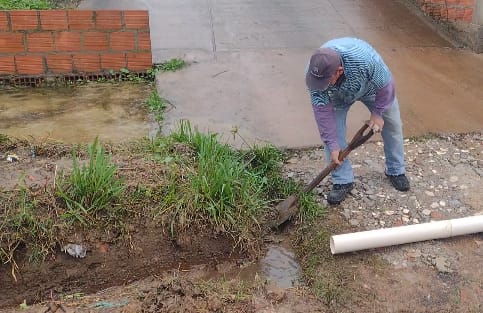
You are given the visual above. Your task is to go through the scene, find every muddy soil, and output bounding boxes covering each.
[0,143,241,309]
[0,132,482,313]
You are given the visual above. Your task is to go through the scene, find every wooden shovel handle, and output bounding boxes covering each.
[302,124,374,193]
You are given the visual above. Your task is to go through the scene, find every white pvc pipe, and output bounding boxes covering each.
[330,215,483,254]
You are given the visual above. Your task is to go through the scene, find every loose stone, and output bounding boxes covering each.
[449,176,459,183]
[422,209,432,216]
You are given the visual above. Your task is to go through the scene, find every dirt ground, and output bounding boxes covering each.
[0,132,481,313]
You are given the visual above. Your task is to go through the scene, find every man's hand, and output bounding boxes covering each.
[368,113,384,133]
[331,149,341,165]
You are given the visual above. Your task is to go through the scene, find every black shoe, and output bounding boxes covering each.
[327,183,354,205]
[386,174,410,191]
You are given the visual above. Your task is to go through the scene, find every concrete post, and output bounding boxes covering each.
[476,0,483,23]
[476,0,483,52]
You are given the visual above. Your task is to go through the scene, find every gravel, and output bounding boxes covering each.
[283,132,482,272]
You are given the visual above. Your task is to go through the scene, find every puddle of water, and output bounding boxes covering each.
[259,244,302,288]
[200,243,302,289]
[0,83,158,144]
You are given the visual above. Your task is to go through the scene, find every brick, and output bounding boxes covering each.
[137,32,151,50]
[95,10,122,30]
[0,33,24,53]
[15,55,45,75]
[446,8,457,20]
[10,11,39,31]
[455,8,465,20]
[123,10,149,30]
[83,32,108,51]
[27,33,54,52]
[55,32,81,52]
[101,53,126,71]
[46,54,73,73]
[0,56,16,74]
[110,32,135,51]
[73,53,100,72]
[463,8,473,22]
[458,0,475,6]
[0,11,9,31]
[127,52,152,71]
[40,10,68,31]
[68,10,94,30]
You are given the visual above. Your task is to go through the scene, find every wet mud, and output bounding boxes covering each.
[0,214,238,308]
[0,83,157,144]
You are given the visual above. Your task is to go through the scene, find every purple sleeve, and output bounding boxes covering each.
[373,78,395,116]
[312,103,340,151]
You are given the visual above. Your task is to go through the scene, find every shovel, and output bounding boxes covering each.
[272,123,374,228]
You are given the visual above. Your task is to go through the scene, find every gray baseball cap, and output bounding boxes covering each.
[305,48,341,91]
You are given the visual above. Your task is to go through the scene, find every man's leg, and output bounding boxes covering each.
[362,96,409,191]
[323,104,354,204]
[380,97,406,176]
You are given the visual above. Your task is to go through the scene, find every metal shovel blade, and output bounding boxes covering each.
[272,195,299,228]
[271,123,374,229]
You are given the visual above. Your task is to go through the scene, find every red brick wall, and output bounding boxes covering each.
[0,10,152,76]
[415,0,475,22]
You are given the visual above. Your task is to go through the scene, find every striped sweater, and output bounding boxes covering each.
[308,37,395,151]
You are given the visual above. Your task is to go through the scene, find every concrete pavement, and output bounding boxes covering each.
[81,0,483,149]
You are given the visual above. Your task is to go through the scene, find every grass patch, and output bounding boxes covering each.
[56,137,125,225]
[0,133,8,144]
[295,217,387,310]
[0,125,323,274]
[146,90,167,122]
[295,223,352,307]
[298,191,326,221]
[0,189,57,277]
[158,58,186,72]
[0,133,12,150]
[406,132,439,142]
[0,138,128,272]
[0,0,51,9]
[148,121,322,250]
[153,121,271,242]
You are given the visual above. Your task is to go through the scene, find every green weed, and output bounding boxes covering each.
[144,58,186,81]
[406,132,438,142]
[298,192,326,221]
[56,137,125,224]
[0,133,12,150]
[0,0,50,9]
[149,121,324,250]
[171,121,267,226]
[119,68,144,82]
[159,58,186,72]
[0,133,8,144]
[150,122,269,247]
[0,189,55,267]
[146,90,167,122]
[295,227,350,306]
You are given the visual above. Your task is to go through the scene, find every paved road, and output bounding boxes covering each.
[81,0,483,148]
